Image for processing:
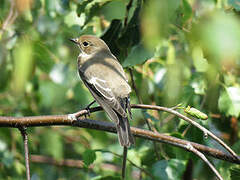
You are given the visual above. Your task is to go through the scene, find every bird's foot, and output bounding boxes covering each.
[84,107,91,118]
[84,100,96,118]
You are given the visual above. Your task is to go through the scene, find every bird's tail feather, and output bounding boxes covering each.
[116,114,135,147]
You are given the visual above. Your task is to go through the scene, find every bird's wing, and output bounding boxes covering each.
[79,73,127,117]
[83,79,134,147]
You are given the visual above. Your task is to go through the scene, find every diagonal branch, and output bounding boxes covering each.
[0,104,239,165]
[184,143,223,180]
[130,104,239,161]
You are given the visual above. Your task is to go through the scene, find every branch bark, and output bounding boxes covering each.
[0,104,239,164]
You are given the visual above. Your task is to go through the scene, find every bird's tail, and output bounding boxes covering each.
[116,114,135,147]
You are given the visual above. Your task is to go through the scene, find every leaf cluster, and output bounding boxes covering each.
[0,0,240,179]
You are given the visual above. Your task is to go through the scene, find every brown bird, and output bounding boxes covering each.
[70,35,134,147]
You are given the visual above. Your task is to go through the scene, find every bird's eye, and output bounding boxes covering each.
[82,41,89,47]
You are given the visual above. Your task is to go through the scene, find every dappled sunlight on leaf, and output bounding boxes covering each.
[218,87,240,117]
[11,38,34,95]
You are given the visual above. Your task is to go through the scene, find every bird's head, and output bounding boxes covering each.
[70,35,110,55]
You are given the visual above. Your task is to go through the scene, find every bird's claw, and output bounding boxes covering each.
[83,100,96,118]
[84,107,91,118]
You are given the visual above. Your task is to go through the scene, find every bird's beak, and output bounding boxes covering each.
[69,38,78,44]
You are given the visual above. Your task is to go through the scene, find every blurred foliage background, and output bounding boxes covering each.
[0,0,240,179]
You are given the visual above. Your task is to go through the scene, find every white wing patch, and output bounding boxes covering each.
[88,77,114,100]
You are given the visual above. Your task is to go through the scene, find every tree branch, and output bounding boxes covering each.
[31,154,85,168]
[184,143,223,180]
[131,104,239,161]
[0,104,239,165]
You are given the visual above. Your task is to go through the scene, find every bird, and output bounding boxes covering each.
[70,35,134,147]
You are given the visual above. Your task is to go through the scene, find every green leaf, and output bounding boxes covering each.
[229,0,240,11]
[34,42,55,73]
[0,50,10,91]
[192,46,209,72]
[142,0,180,49]
[143,111,159,123]
[230,167,240,180]
[45,0,64,17]
[191,11,240,62]
[218,87,240,117]
[101,19,123,58]
[12,38,34,94]
[119,0,142,48]
[83,149,96,166]
[127,149,141,166]
[1,151,14,168]
[64,11,85,27]
[167,159,187,179]
[122,44,153,67]
[190,74,207,95]
[39,81,68,108]
[91,176,121,180]
[77,0,111,25]
[41,130,63,160]
[100,0,126,21]
[140,146,159,167]
[14,160,25,175]
[77,0,94,16]
[182,0,192,22]
[152,160,168,179]
[152,159,186,180]
[117,0,142,62]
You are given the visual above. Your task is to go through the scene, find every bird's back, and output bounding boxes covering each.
[79,50,131,98]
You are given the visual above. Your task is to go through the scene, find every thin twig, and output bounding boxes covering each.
[18,127,30,180]
[0,0,18,36]
[31,154,121,172]
[129,68,143,104]
[31,155,85,168]
[131,104,239,161]
[124,0,134,27]
[122,2,135,177]
[185,143,223,180]
[96,149,154,179]
[122,147,128,179]
[128,68,161,160]
[173,23,190,33]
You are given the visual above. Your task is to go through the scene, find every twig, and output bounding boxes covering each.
[0,0,18,37]
[122,147,128,179]
[185,143,223,180]
[131,104,239,161]
[31,155,85,168]
[124,0,134,27]
[173,23,190,33]
[96,149,154,179]
[128,68,161,160]
[18,126,30,180]
[31,154,121,172]
[128,68,143,104]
